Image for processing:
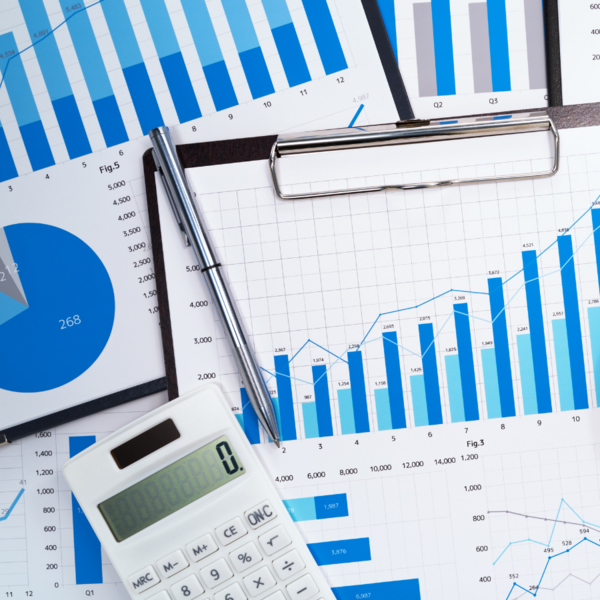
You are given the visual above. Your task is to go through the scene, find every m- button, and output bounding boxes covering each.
[245,500,276,529]
[156,549,188,578]
[215,516,247,546]
[127,565,160,594]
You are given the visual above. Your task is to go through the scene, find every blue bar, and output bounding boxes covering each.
[332,580,421,600]
[348,351,370,433]
[431,0,456,95]
[419,323,443,424]
[19,0,91,159]
[221,0,274,99]
[312,365,333,437]
[337,388,355,434]
[453,303,479,420]
[517,334,538,415]
[377,0,398,60]
[284,497,316,521]
[522,250,552,413]
[593,209,600,289]
[69,436,102,585]
[0,124,17,182]
[481,348,502,418]
[241,388,260,444]
[374,388,392,430]
[445,355,464,423]
[61,4,128,147]
[588,306,600,407]
[140,0,201,124]
[487,0,511,92]
[179,0,238,111]
[284,494,349,522]
[410,374,428,426]
[558,235,588,409]
[302,402,319,438]
[262,0,311,87]
[382,331,407,428]
[0,33,54,171]
[100,0,163,134]
[274,355,297,440]
[552,319,574,411]
[488,278,516,417]
[307,538,371,566]
[301,0,348,75]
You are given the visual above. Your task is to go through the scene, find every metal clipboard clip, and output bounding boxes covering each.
[269,112,559,200]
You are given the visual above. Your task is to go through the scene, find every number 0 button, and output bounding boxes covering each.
[200,558,234,589]
[171,574,204,600]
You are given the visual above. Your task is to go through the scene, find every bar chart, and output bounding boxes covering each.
[0,0,352,181]
[378,0,547,117]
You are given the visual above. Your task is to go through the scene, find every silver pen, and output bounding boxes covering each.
[149,126,281,447]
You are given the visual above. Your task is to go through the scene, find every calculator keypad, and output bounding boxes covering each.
[129,500,317,600]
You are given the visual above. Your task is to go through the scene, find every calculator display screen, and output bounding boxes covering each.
[98,436,244,542]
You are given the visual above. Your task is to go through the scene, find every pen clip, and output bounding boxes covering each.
[152,149,190,247]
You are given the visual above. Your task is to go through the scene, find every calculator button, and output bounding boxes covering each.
[272,550,305,581]
[242,565,277,597]
[215,583,248,600]
[148,592,171,600]
[215,517,247,546]
[199,558,234,589]
[157,549,189,578]
[286,574,319,599]
[245,501,277,529]
[229,541,263,573]
[258,525,292,556]
[128,565,161,594]
[186,533,219,562]
[171,574,204,600]
[264,593,286,600]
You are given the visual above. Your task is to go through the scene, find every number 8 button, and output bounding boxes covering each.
[170,574,204,600]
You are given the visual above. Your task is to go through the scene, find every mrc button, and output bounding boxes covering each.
[128,565,160,594]
[245,501,277,529]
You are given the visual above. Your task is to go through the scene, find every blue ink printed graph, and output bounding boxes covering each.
[0,0,349,181]
[0,488,24,522]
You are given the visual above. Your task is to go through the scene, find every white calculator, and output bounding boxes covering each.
[63,384,335,600]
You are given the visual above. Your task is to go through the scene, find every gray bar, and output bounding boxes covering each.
[524,0,546,89]
[414,3,437,97]
[469,3,493,94]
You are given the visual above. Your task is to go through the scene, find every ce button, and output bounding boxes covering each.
[215,517,248,546]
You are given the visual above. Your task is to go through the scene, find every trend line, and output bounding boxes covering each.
[0,0,104,93]
[0,488,24,522]
[510,571,600,600]
[505,537,600,599]
[348,104,364,127]
[491,498,600,564]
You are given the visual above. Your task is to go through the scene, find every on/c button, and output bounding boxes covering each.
[215,516,247,546]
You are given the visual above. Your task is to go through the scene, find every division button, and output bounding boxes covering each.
[258,525,292,556]
[229,541,263,573]
[171,574,204,600]
[199,558,234,589]
[272,549,305,581]
[215,582,248,600]
[286,574,319,599]
[157,549,189,578]
[186,533,219,562]
[245,501,277,529]
[128,565,161,594]
[242,565,277,597]
[215,517,248,546]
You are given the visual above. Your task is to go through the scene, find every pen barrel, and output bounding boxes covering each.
[150,127,280,443]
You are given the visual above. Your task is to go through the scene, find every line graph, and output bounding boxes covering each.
[0,488,24,522]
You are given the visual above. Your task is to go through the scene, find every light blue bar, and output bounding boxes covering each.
[140,0,180,58]
[262,0,293,28]
[589,306,600,407]
[283,497,317,521]
[410,374,428,427]
[180,0,225,66]
[445,354,465,423]
[222,0,261,53]
[235,414,244,429]
[481,348,502,419]
[552,319,575,411]
[302,402,319,438]
[337,388,355,434]
[101,0,145,69]
[374,388,393,431]
[516,334,538,415]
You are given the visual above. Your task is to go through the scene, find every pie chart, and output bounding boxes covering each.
[0,223,115,393]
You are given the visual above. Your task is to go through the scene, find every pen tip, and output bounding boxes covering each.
[273,438,281,449]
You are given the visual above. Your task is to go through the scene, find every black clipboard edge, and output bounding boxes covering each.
[361,0,414,121]
[544,0,563,107]
[0,377,167,443]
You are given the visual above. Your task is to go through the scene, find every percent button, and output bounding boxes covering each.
[229,541,263,573]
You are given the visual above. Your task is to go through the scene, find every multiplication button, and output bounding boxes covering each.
[242,565,277,597]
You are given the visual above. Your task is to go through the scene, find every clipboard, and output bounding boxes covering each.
[143,104,600,402]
